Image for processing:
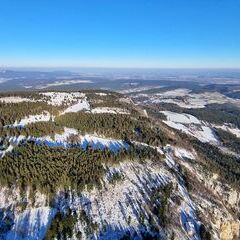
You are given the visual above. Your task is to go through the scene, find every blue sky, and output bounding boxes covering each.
[0,0,240,68]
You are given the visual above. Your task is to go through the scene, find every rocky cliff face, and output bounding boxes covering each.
[220,221,240,240]
[168,142,240,240]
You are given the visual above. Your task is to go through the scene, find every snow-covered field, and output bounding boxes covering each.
[0,157,174,240]
[161,111,218,143]
[133,89,240,109]
[40,92,86,106]
[36,80,93,89]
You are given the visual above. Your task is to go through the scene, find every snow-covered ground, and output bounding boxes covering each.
[91,107,129,115]
[0,96,34,103]
[36,80,93,89]
[161,111,201,124]
[156,88,190,97]
[62,98,90,114]
[161,111,218,143]
[62,160,172,240]
[34,128,129,152]
[5,111,52,128]
[213,124,240,138]
[6,207,57,240]
[40,92,86,106]
[0,140,214,240]
[164,145,201,240]
[0,158,173,240]
[95,92,108,96]
[0,135,27,158]
[0,77,12,84]
[174,147,195,160]
[133,89,240,109]
[0,128,129,156]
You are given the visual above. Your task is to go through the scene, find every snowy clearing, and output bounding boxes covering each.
[91,107,130,115]
[5,111,52,128]
[161,111,218,143]
[163,120,218,143]
[62,98,90,114]
[161,111,201,124]
[40,92,86,106]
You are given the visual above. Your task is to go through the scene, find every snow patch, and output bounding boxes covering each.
[35,128,129,153]
[6,111,52,128]
[95,92,107,96]
[91,107,129,115]
[62,98,90,114]
[174,148,195,160]
[6,207,56,240]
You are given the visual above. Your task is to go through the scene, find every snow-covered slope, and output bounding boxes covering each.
[161,111,218,143]
[62,98,90,114]
[0,90,239,240]
[5,111,52,128]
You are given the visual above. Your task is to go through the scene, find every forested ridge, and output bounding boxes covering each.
[0,141,163,196]
[1,121,64,138]
[55,112,168,147]
[0,101,61,126]
[215,128,240,154]
[0,90,239,239]
[156,102,240,128]
[192,139,240,190]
